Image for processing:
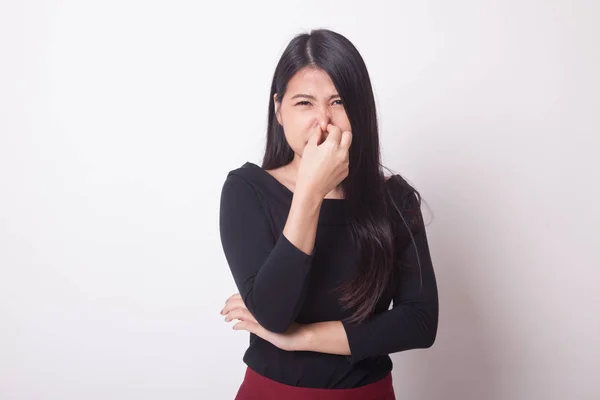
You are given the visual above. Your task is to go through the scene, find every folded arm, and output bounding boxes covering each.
[219,173,321,333]
[301,194,439,364]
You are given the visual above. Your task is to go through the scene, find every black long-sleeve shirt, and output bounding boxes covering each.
[218,161,438,389]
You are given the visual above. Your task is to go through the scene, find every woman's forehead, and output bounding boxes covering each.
[286,67,337,97]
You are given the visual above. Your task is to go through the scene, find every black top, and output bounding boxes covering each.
[218,161,438,389]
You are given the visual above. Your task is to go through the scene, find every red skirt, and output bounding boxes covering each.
[235,366,396,400]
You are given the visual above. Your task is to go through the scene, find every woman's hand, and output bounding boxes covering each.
[220,293,309,352]
[296,122,352,199]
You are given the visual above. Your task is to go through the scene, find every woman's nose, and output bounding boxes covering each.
[316,108,332,129]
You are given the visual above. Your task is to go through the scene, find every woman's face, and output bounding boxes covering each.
[274,66,351,158]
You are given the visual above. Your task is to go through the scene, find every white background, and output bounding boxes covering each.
[1,1,599,399]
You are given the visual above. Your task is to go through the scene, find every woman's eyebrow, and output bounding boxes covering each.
[290,93,340,100]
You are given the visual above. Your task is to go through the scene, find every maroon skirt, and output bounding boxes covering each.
[235,366,396,400]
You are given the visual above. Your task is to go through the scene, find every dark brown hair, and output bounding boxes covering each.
[263,28,425,324]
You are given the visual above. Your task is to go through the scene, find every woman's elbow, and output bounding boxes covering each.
[256,315,292,334]
[250,303,293,334]
[422,324,437,348]
[244,292,298,334]
[422,307,438,348]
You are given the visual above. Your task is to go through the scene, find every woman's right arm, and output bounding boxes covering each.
[219,173,322,334]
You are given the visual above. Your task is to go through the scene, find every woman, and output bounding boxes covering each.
[218,28,438,400]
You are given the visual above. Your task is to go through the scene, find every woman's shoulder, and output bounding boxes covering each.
[384,173,425,236]
[384,173,418,202]
[224,161,258,180]
[223,161,274,189]
[221,161,291,205]
[220,162,264,198]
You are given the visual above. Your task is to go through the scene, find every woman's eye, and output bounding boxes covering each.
[294,100,343,106]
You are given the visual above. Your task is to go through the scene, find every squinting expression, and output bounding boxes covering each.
[275,66,351,157]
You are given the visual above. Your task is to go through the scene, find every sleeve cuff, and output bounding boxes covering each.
[341,318,368,365]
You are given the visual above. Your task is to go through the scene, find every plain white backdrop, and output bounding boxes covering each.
[1,1,599,399]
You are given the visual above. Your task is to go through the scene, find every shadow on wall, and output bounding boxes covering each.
[390,179,503,400]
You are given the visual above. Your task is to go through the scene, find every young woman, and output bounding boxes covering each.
[218,28,438,400]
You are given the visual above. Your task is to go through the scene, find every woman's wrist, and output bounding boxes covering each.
[295,323,315,352]
[292,321,351,356]
[293,184,323,209]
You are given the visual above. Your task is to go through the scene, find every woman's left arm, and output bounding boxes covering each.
[300,201,439,364]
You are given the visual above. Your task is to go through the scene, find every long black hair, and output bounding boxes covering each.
[262,28,424,324]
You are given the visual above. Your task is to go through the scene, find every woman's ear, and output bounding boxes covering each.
[274,93,282,126]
